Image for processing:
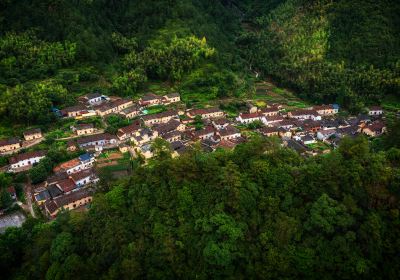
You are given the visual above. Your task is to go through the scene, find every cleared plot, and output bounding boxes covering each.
[0,211,26,233]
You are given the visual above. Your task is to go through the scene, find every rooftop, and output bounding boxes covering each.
[9,150,46,164]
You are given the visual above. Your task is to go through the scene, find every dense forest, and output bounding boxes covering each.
[1,0,400,124]
[2,136,400,279]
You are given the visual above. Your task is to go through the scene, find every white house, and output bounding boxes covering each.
[70,169,99,187]
[368,106,383,116]
[236,113,266,124]
[317,129,336,141]
[9,151,46,172]
[288,110,321,121]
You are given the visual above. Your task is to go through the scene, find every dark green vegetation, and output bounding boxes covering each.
[238,0,400,111]
[2,136,400,279]
[1,0,399,128]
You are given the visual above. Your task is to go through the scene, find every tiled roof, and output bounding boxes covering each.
[56,178,76,193]
[53,158,81,172]
[76,133,117,145]
[70,169,93,182]
[23,128,41,136]
[0,137,20,146]
[218,125,239,136]
[9,150,46,164]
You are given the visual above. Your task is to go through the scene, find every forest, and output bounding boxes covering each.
[1,0,399,124]
[1,136,400,279]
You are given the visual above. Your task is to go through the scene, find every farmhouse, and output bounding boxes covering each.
[79,93,104,105]
[96,99,133,117]
[0,138,21,153]
[56,178,77,194]
[314,105,337,116]
[141,110,178,126]
[131,128,158,146]
[191,126,215,140]
[236,113,265,124]
[116,122,142,141]
[259,106,280,116]
[368,106,383,116]
[259,126,279,137]
[212,118,230,129]
[317,129,337,141]
[162,131,182,143]
[162,93,180,104]
[288,109,321,121]
[53,153,95,174]
[153,120,185,136]
[76,133,118,150]
[23,128,42,141]
[139,93,162,107]
[61,105,87,118]
[216,125,241,140]
[119,104,141,119]
[45,189,92,218]
[9,150,46,172]
[73,124,95,135]
[69,169,99,187]
[187,108,225,119]
[362,121,386,137]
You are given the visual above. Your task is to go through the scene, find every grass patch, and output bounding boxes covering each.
[144,105,167,115]
[307,142,331,151]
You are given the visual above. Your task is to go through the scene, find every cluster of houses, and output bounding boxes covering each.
[236,103,386,155]
[0,88,389,217]
[32,153,98,218]
[0,129,43,155]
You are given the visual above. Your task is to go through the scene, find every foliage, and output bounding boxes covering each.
[1,137,400,278]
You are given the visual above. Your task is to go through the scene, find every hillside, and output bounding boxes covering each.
[238,0,400,111]
[0,1,400,279]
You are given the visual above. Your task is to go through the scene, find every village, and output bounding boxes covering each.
[0,88,387,222]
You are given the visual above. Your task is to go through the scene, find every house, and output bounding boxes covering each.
[53,153,95,174]
[67,140,77,152]
[162,131,182,143]
[0,138,21,153]
[45,189,92,218]
[259,106,280,117]
[321,119,339,130]
[317,129,337,141]
[368,106,383,116]
[72,124,95,135]
[9,151,46,172]
[119,104,141,119]
[191,126,215,140]
[264,115,284,126]
[131,128,158,146]
[362,121,386,137]
[288,109,321,121]
[79,93,104,105]
[162,93,180,104]
[116,121,142,141]
[141,110,178,126]
[139,93,162,107]
[69,169,99,187]
[246,103,258,114]
[134,144,153,159]
[301,135,317,145]
[259,126,279,137]
[34,186,51,205]
[153,120,185,136]
[96,99,133,117]
[56,178,77,193]
[216,125,241,140]
[187,108,225,119]
[61,105,87,118]
[212,118,230,129]
[278,128,292,139]
[302,120,322,133]
[314,105,337,116]
[285,139,311,155]
[236,113,265,124]
[171,141,186,157]
[76,133,118,150]
[23,128,42,141]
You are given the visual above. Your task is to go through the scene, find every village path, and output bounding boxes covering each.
[55,128,105,141]
[23,179,36,218]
